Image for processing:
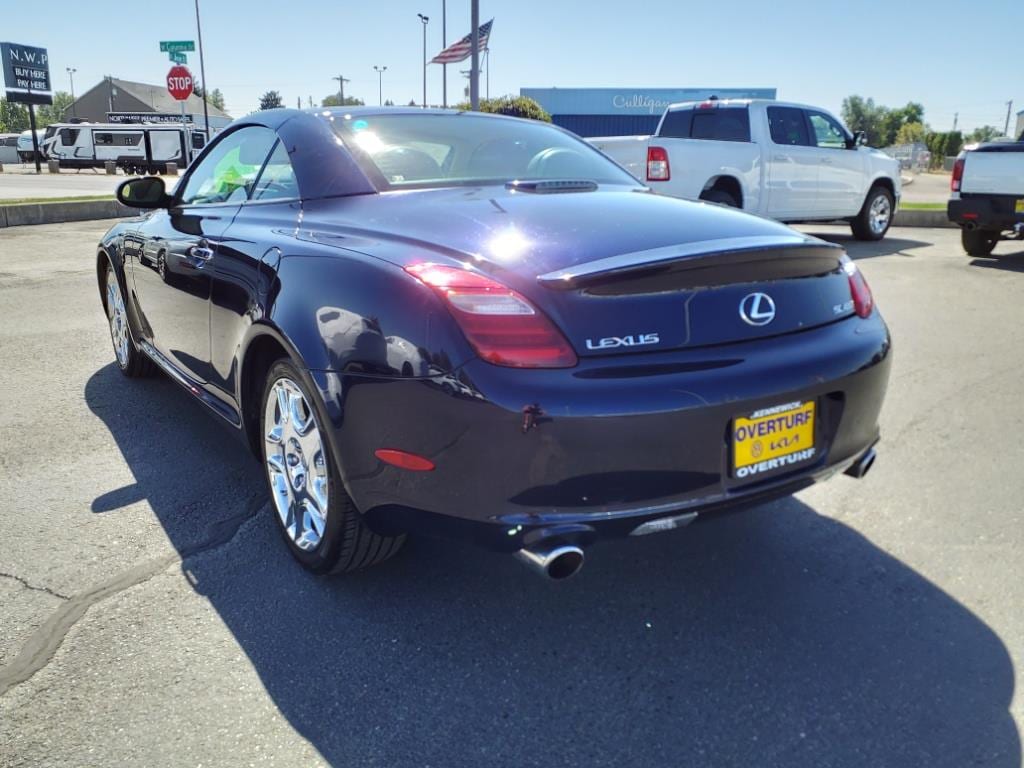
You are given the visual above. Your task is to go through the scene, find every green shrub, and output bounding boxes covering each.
[454,95,551,122]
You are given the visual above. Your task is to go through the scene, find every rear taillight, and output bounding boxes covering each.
[951,156,965,192]
[646,146,670,181]
[405,263,577,368]
[841,255,874,318]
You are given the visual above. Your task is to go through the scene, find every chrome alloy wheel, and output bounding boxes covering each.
[106,266,130,368]
[869,193,892,235]
[264,378,330,551]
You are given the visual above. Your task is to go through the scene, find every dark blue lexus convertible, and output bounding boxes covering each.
[101,107,891,579]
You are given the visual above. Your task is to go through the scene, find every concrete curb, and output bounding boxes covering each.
[893,209,955,228]
[0,199,142,228]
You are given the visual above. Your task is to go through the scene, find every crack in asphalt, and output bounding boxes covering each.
[0,573,71,601]
[0,499,266,698]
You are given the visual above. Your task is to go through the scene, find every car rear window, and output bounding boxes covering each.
[658,106,750,142]
[321,112,640,191]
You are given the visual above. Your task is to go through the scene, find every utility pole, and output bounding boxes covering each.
[308,96,313,108]
[297,96,301,109]
[66,67,77,117]
[952,112,958,132]
[333,74,350,104]
[441,0,447,108]
[484,48,489,100]
[374,65,387,106]
[195,0,211,140]
[1005,100,1014,137]
[417,13,429,108]
[469,0,479,111]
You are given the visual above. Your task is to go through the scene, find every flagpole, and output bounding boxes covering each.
[470,0,479,111]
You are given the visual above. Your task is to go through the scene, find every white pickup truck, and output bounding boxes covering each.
[947,138,1024,257]
[589,99,901,240]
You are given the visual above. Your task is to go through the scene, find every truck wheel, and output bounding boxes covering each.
[701,189,739,208]
[851,186,894,241]
[962,229,998,257]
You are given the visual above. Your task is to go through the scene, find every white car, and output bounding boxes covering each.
[589,99,901,240]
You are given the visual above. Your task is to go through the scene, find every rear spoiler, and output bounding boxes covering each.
[537,235,844,291]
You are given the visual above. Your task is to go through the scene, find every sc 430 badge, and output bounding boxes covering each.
[585,333,660,351]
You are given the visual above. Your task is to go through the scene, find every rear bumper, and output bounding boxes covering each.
[948,195,1024,231]
[311,314,892,551]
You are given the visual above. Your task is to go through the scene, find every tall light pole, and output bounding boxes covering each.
[441,0,447,108]
[373,65,387,106]
[469,0,479,111]
[66,67,77,117]
[333,74,350,104]
[417,13,429,108]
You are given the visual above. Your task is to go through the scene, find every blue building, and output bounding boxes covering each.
[521,87,777,137]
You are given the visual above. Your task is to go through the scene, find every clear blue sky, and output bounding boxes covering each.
[19,0,1024,133]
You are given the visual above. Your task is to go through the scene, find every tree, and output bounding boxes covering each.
[35,91,74,127]
[259,91,284,110]
[842,96,928,147]
[842,96,886,146]
[453,95,551,122]
[321,94,364,107]
[0,99,30,132]
[895,121,926,145]
[967,125,1001,143]
[195,85,226,111]
[384,99,395,107]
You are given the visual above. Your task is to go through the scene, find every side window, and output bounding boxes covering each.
[658,109,693,139]
[689,108,750,142]
[251,140,299,201]
[179,127,278,206]
[59,128,80,145]
[768,107,811,147]
[807,111,849,149]
[94,132,113,146]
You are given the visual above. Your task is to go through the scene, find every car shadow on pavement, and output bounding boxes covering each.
[971,251,1024,273]
[85,364,1021,768]
[803,231,932,260]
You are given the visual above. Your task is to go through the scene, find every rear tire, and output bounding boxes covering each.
[851,186,894,241]
[700,189,739,208]
[260,359,405,575]
[962,228,999,257]
[104,260,155,378]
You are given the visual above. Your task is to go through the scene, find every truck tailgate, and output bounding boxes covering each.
[587,135,652,181]
[961,145,1024,196]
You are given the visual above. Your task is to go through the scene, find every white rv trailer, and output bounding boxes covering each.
[41,122,207,174]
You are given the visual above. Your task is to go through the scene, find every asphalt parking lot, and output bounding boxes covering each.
[0,222,1022,767]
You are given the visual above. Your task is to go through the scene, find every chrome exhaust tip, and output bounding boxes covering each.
[514,542,585,580]
[844,447,877,479]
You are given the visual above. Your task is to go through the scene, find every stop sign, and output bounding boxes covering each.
[166,65,193,101]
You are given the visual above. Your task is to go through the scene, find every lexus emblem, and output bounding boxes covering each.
[739,292,776,326]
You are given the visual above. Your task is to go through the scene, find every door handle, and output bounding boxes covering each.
[821,157,833,164]
[772,154,788,161]
[189,244,214,261]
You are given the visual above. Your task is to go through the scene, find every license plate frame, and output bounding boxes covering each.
[732,401,817,479]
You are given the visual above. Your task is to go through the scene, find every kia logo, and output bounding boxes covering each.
[739,292,776,326]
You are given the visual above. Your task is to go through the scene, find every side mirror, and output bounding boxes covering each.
[117,176,170,209]
[854,131,868,147]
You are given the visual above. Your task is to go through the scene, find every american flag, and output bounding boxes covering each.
[430,19,493,64]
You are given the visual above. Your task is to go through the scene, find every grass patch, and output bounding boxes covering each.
[0,194,115,206]
[899,202,945,211]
